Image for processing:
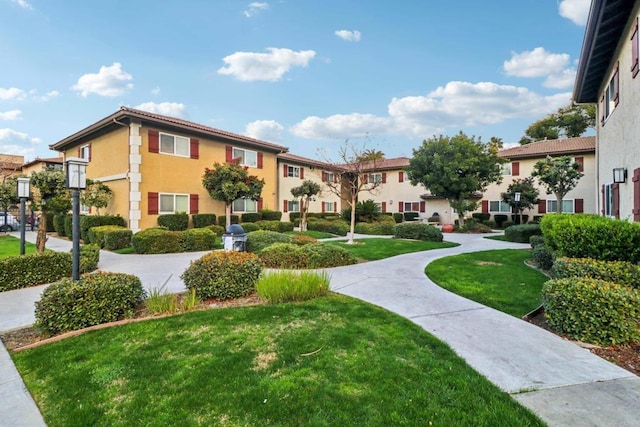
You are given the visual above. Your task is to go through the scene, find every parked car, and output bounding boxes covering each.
[0,213,20,232]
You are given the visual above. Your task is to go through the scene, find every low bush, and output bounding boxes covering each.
[257,270,330,303]
[80,215,127,242]
[392,213,404,223]
[531,245,554,271]
[217,215,239,226]
[493,214,508,228]
[45,213,55,232]
[246,230,292,253]
[471,213,491,222]
[552,257,640,290]
[103,228,133,251]
[239,222,260,232]
[255,220,295,233]
[192,213,216,228]
[502,221,514,229]
[181,228,217,252]
[0,252,71,292]
[205,224,226,236]
[132,228,183,254]
[259,243,357,269]
[531,215,544,224]
[34,272,146,336]
[260,209,282,221]
[482,220,497,229]
[53,213,68,237]
[181,251,262,300]
[88,225,126,246]
[510,214,529,225]
[504,224,542,243]
[157,212,189,231]
[241,212,262,223]
[394,223,443,242]
[354,221,395,235]
[529,235,545,249]
[288,234,317,246]
[456,219,493,233]
[64,215,73,239]
[79,244,100,273]
[542,278,640,345]
[403,212,419,222]
[307,219,350,236]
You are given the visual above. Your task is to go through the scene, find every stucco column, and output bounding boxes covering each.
[129,122,142,233]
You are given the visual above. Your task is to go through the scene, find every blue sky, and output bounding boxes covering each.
[1,0,592,162]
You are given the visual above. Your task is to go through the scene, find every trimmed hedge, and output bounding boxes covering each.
[307,219,350,236]
[64,215,73,239]
[259,242,357,269]
[471,213,491,222]
[261,210,282,221]
[552,257,640,290]
[103,228,133,251]
[241,212,262,223]
[34,272,145,336]
[79,244,100,273]
[206,224,226,236]
[392,213,403,223]
[80,215,127,242]
[246,230,292,253]
[504,224,542,243]
[181,251,262,300]
[354,221,395,235]
[53,213,69,237]
[542,278,640,345]
[181,228,217,252]
[217,215,240,226]
[239,222,260,232]
[529,235,545,249]
[531,245,554,271]
[0,252,72,292]
[541,214,640,262]
[403,212,419,222]
[494,214,508,228]
[192,213,216,228]
[394,223,443,242]
[88,225,126,246]
[158,212,189,231]
[255,220,295,233]
[132,228,183,254]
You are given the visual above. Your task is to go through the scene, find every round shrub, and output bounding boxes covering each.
[456,219,493,233]
[192,213,216,228]
[529,235,545,249]
[133,228,183,254]
[239,222,260,232]
[542,278,640,345]
[531,244,554,271]
[103,228,133,251]
[259,243,304,268]
[259,243,357,269]
[246,230,292,253]
[392,213,403,223]
[206,224,226,236]
[181,228,218,252]
[354,221,395,235]
[504,224,542,243]
[289,234,317,246]
[34,272,145,336]
[158,212,189,231]
[181,251,262,300]
[394,223,443,241]
[552,257,640,290]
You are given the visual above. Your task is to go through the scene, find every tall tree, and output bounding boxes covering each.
[291,180,322,232]
[30,169,71,252]
[0,176,19,229]
[407,132,505,226]
[520,104,595,145]
[356,149,385,162]
[81,179,113,215]
[500,177,540,224]
[531,156,583,214]
[202,162,265,228]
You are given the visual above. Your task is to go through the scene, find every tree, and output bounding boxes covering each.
[531,156,583,214]
[30,169,71,252]
[356,149,385,162]
[407,132,505,226]
[291,180,322,232]
[500,177,540,224]
[81,179,113,214]
[519,104,595,145]
[0,176,19,229]
[321,142,384,244]
[202,162,265,228]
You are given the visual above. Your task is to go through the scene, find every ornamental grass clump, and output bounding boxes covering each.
[181,251,262,300]
[257,270,330,303]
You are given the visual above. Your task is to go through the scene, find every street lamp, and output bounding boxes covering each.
[514,192,521,225]
[17,177,30,256]
[65,157,88,281]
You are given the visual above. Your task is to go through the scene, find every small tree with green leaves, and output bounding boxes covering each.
[81,179,113,215]
[291,180,322,232]
[202,162,265,228]
[30,169,71,252]
[531,156,583,214]
[500,177,540,224]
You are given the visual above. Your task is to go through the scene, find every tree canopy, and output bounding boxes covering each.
[291,180,322,232]
[407,132,505,225]
[531,156,583,214]
[81,179,113,214]
[31,168,70,252]
[519,104,595,145]
[500,177,540,222]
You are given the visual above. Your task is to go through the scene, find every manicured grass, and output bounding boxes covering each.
[484,234,508,242]
[113,246,135,254]
[12,295,542,426]
[325,238,458,261]
[287,230,335,239]
[426,249,547,318]
[0,235,37,258]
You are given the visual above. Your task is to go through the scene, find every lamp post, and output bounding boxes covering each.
[514,192,521,225]
[65,157,88,281]
[17,177,30,256]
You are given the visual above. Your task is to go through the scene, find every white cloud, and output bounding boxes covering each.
[0,128,41,144]
[559,0,591,25]
[0,110,21,120]
[134,102,186,117]
[72,62,134,97]
[218,48,316,82]
[151,86,160,95]
[543,68,577,89]
[245,120,284,142]
[33,90,60,102]
[10,0,33,10]
[504,47,570,78]
[244,2,268,18]
[0,87,25,100]
[335,30,361,42]
[290,113,391,140]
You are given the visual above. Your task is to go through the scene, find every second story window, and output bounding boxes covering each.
[79,144,91,161]
[288,165,300,177]
[602,63,619,123]
[233,148,257,168]
[368,173,382,184]
[160,133,190,157]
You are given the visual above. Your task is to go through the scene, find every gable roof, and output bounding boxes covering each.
[573,0,636,103]
[277,152,332,169]
[498,136,596,160]
[51,107,289,154]
[359,157,410,172]
[21,156,63,169]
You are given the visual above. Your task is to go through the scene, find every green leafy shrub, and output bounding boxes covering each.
[258,243,303,268]
[529,235,545,249]
[504,224,542,243]
[341,199,381,223]
[494,214,508,228]
[541,214,640,263]
[241,212,262,223]
[45,213,55,232]
[205,224,226,236]
[88,225,126,246]
[80,215,127,242]
[255,220,295,233]
[192,213,216,228]
[259,243,357,268]
[217,215,239,226]
[64,214,73,239]
[0,252,72,292]
[542,278,640,345]
[472,213,491,222]
[510,214,529,225]
[257,270,330,303]
[531,215,544,224]
[307,219,349,236]
[354,221,395,235]
[392,213,403,223]
[132,228,183,254]
[103,228,133,251]
[261,210,282,221]
[403,212,419,222]
[34,272,146,336]
[181,228,217,251]
[502,221,514,228]
[239,222,260,232]
[288,234,317,246]
[53,213,68,236]
[482,220,497,229]
[181,251,262,300]
[79,244,100,273]
[246,230,291,253]
[552,257,640,290]
[157,212,189,231]
[531,245,554,271]
[456,219,493,233]
[394,223,443,241]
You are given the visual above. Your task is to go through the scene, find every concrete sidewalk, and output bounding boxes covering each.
[1,231,639,426]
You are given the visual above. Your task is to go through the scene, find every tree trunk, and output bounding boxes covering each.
[300,198,308,232]
[36,212,47,253]
[457,212,465,227]
[225,203,232,229]
[347,196,356,244]
[556,194,563,214]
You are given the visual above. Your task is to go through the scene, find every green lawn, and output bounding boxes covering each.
[12,295,542,426]
[0,235,37,258]
[325,238,458,261]
[425,249,547,318]
[287,230,335,239]
[484,234,509,242]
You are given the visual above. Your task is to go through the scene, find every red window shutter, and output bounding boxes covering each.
[283,200,288,213]
[601,185,606,215]
[321,202,325,213]
[190,138,199,159]
[575,156,584,172]
[322,171,327,182]
[613,183,620,219]
[257,152,263,169]
[148,192,159,215]
[88,206,92,214]
[613,62,620,106]
[381,201,386,213]
[300,167,304,179]
[258,197,263,211]
[149,130,159,153]
[363,174,368,184]
[399,171,404,182]
[538,199,546,214]
[398,201,404,212]
[600,96,606,126]
[632,18,639,78]
[633,168,640,221]
[190,194,199,214]
[512,162,520,176]
[419,201,425,213]
[481,200,489,214]
[225,145,233,163]
[88,144,92,162]
[575,198,584,213]
[283,164,288,177]
[382,173,387,184]
[77,147,81,157]
[333,202,337,212]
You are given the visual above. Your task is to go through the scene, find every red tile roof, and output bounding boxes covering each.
[21,156,63,169]
[358,157,410,172]
[277,152,331,169]
[498,136,595,160]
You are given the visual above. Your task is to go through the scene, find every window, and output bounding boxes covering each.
[604,184,614,217]
[403,202,421,212]
[233,198,257,213]
[160,133,190,157]
[501,163,512,176]
[547,199,575,214]
[489,201,511,213]
[159,193,189,214]
[603,65,619,122]
[79,144,90,161]
[80,204,90,214]
[233,148,257,168]
[287,165,300,178]
[632,17,639,78]
[323,171,336,183]
[323,202,335,213]
[287,200,300,212]
[368,173,382,184]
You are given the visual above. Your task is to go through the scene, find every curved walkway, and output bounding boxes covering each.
[1,232,639,426]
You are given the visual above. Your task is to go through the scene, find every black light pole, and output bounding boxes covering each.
[515,192,521,225]
[17,177,30,255]
[66,158,88,281]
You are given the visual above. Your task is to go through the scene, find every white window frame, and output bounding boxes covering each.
[287,200,300,212]
[323,202,335,213]
[403,201,420,212]
[368,173,382,184]
[604,70,618,121]
[603,184,614,217]
[501,163,512,176]
[80,203,90,214]
[233,147,257,168]
[159,193,190,214]
[489,200,511,213]
[159,132,190,157]
[324,172,335,183]
[547,199,575,214]
[79,144,90,161]
[233,198,257,213]
[287,165,300,178]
